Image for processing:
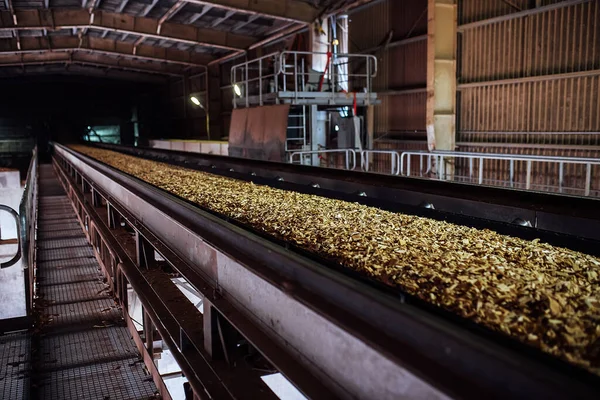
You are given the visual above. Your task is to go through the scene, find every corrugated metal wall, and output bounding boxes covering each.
[457,0,600,194]
[349,0,428,173]
[350,0,428,139]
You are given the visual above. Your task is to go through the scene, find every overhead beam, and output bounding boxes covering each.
[231,14,260,32]
[157,0,187,33]
[0,50,184,76]
[141,0,160,17]
[0,62,168,82]
[0,9,257,52]
[183,0,318,24]
[186,5,213,24]
[458,0,590,31]
[0,36,212,67]
[211,10,235,28]
[116,0,130,13]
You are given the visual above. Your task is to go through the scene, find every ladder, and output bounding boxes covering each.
[286,105,308,156]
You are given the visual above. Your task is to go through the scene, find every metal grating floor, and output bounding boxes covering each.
[0,332,31,400]
[33,165,157,400]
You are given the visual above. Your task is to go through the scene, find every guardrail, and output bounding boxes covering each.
[289,149,357,170]
[400,151,600,196]
[360,150,401,175]
[0,147,37,320]
[230,52,280,108]
[20,147,38,313]
[231,51,377,107]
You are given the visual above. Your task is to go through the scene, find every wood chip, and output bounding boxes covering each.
[71,145,600,376]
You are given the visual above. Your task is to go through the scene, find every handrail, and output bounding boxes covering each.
[230,52,280,108]
[278,50,378,77]
[231,50,378,107]
[400,150,600,196]
[289,149,357,170]
[19,147,38,313]
[0,205,21,268]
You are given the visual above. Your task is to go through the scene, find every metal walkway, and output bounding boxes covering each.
[31,165,157,400]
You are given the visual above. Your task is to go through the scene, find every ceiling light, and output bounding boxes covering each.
[233,84,242,97]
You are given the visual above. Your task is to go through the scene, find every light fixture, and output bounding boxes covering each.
[332,39,339,46]
[189,94,205,110]
[233,84,242,97]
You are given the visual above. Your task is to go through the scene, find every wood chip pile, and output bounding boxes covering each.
[70,145,600,375]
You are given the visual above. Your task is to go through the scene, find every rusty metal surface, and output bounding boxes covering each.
[261,104,290,162]
[228,107,249,157]
[228,105,289,162]
[32,165,156,400]
[0,332,31,400]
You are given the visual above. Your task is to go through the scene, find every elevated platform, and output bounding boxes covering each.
[233,91,379,107]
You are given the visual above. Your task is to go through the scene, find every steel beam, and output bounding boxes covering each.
[210,10,235,28]
[0,36,212,67]
[359,34,427,55]
[0,62,168,82]
[458,0,591,31]
[426,0,457,152]
[379,87,427,96]
[157,0,187,34]
[0,51,185,76]
[231,13,260,32]
[116,0,130,13]
[183,0,318,24]
[458,69,600,89]
[0,9,256,52]
[186,6,212,24]
[141,0,160,17]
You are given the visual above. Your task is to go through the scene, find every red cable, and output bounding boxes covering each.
[318,51,332,92]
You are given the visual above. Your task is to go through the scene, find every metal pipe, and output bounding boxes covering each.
[559,162,564,193]
[526,161,532,190]
[585,163,592,196]
[478,158,484,185]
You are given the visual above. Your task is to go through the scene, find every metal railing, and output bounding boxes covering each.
[230,52,280,108]
[20,147,38,313]
[231,51,377,107]
[289,149,357,170]
[360,150,401,175]
[400,151,600,196]
[0,147,37,318]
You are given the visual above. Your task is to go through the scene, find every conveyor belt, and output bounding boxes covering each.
[32,165,157,400]
[54,143,600,399]
[70,144,600,377]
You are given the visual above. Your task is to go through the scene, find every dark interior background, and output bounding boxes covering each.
[0,75,173,168]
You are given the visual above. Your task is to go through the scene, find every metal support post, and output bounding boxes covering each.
[427,0,457,172]
[136,231,156,269]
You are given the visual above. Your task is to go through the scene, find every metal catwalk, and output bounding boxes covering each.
[30,164,156,399]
